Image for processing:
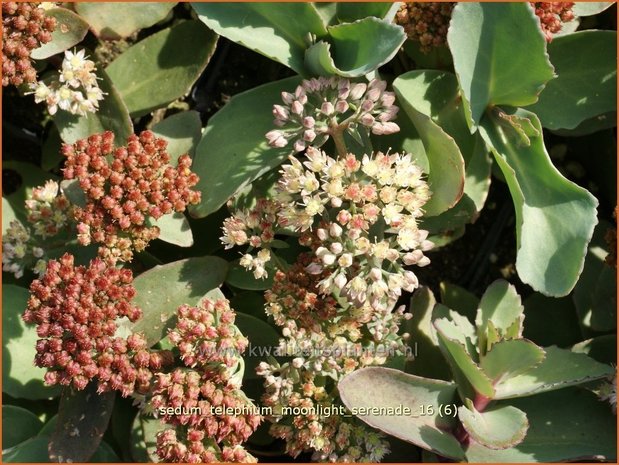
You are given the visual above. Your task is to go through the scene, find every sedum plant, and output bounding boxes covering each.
[338,280,615,462]
[2,1,616,464]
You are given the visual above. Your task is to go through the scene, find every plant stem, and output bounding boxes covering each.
[330,124,349,158]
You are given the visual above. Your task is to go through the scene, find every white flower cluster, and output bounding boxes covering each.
[266,77,399,153]
[3,180,74,278]
[2,221,45,278]
[278,148,433,311]
[25,180,72,238]
[30,49,105,116]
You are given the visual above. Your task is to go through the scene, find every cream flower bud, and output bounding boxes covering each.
[320,101,334,115]
[303,116,315,128]
[330,242,343,254]
[369,267,382,281]
[291,100,303,115]
[334,273,347,289]
[316,228,328,241]
[349,83,367,100]
[329,222,343,237]
[338,253,353,268]
[335,100,349,113]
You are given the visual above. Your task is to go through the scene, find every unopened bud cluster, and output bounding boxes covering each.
[395,2,455,53]
[21,253,166,395]
[153,298,260,463]
[266,77,399,153]
[396,2,575,53]
[530,2,575,41]
[62,130,201,263]
[30,49,105,116]
[2,2,56,87]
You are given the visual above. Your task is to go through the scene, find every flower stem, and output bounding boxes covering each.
[330,124,349,158]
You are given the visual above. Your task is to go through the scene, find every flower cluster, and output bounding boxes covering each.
[62,130,201,263]
[266,77,399,153]
[2,220,46,278]
[395,2,455,53]
[3,180,74,278]
[531,2,575,41]
[30,49,105,116]
[257,250,412,461]
[153,298,261,463]
[258,353,391,462]
[2,2,56,87]
[280,148,433,310]
[221,198,279,279]
[25,180,73,238]
[157,429,257,463]
[21,253,168,395]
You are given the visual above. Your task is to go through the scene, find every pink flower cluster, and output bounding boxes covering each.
[395,2,455,53]
[266,77,399,153]
[62,130,201,263]
[531,2,575,41]
[22,253,168,396]
[153,298,261,463]
[2,2,56,87]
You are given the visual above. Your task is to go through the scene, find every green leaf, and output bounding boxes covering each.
[572,2,614,16]
[573,219,617,332]
[394,71,491,240]
[458,403,528,450]
[338,367,465,460]
[439,282,479,323]
[2,405,43,449]
[235,312,280,379]
[492,346,613,399]
[480,339,546,385]
[305,17,406,78]
[127,256,229,346]
[335,3,398,22]
[551,111,617,137]
[30,8,89,60]
[403,287,451,381]
[465,388,616,462]
[189,77,300,218]
[479,109,598,297]
[475,280,524,353]
[434,318,495,400]
[130,411,163,462]
[529,31,617,130]
[393,76,465,216]
[571,335,617,365]
[53,68,133,145]
[41,125,63,171]
[191,3,327,74]
[151,110,202,161]
[106,21,217,117]
[48,383,115,462]
[447,2,555,128]
[3,285,61,400]
[3,436,118,463]
[523,293,582,348]
[75,2,177,40]
[225,260,275,291]
[148,212,193,248]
